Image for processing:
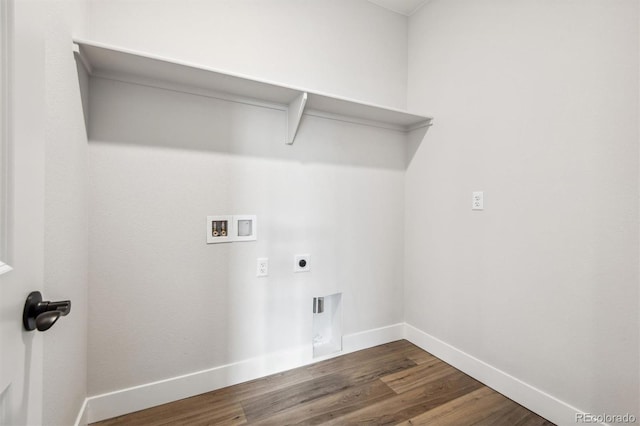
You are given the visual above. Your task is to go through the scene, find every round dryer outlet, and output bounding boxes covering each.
[294,254,311,272]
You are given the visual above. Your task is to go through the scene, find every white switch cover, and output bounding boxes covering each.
[472,191,484,210]
[257,258,268,277]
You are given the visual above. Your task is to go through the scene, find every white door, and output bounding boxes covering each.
[0,0,46,424]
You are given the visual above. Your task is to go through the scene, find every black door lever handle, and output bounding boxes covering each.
[23,291,71,332]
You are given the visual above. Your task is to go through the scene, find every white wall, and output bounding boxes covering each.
[43,0,89,425]
[86,0,408,396]
[88,80,406,395]
[85,0,408,109]
[406,0,639,423]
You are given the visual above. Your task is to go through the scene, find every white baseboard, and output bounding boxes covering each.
[403,323,601,426]
[85,323,404,423]
[73,397,88,426]
[82,322,596,426]
[342,322,404,353]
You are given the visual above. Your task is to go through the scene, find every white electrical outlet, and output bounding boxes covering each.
[472,191,484,210]
[294,254,310,272]
[257,258,268,277]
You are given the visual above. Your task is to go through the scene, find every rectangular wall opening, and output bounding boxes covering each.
[312,292,342,358]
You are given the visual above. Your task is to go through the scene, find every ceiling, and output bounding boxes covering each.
[367,0,429,16]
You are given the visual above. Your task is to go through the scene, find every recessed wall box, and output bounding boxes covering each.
[233,215,257,242]
[312,292,342,358]
[207,215,233,244]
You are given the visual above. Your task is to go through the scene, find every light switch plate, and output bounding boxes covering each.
[472,191,484,210]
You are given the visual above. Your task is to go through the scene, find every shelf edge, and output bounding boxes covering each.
[72,39,433,122]
[287,92,308,145]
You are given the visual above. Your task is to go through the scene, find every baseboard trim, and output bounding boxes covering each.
[342,322,405,353]
[85,322,596,426]
[86,323,404,423]
[403,323,601,426]
[73,397,88,426]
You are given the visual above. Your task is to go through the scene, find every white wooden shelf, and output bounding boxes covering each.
[73,39,433,144]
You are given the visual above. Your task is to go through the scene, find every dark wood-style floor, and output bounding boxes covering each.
[93,340,554,425]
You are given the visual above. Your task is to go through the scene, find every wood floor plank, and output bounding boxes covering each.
[93,399,246,426]
[323,369,486,425]
[242,356,416,422]
[211,363,314,403]
[91,364,312,425]
[404,348,437,365]
[319,352,417,386]
[469,396,555,426]
[166,401,247,426]
[388,340,437,366]
[91,340,555,426]
[395,387,505,425]
[381,356,455,394]
[241,372,352,422]
[306,340,415,378]
[250,379,395,425]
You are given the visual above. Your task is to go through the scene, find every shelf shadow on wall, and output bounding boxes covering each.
[85,77,428,171]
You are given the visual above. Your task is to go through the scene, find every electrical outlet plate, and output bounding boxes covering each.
[257,257,268,277]
[234,215,257,242]
[294,254,311,272]
[472,191,484,210]
[207,215,233,243]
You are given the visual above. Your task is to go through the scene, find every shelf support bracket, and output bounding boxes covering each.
[286,92,307,145]
[72,43,92,135]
